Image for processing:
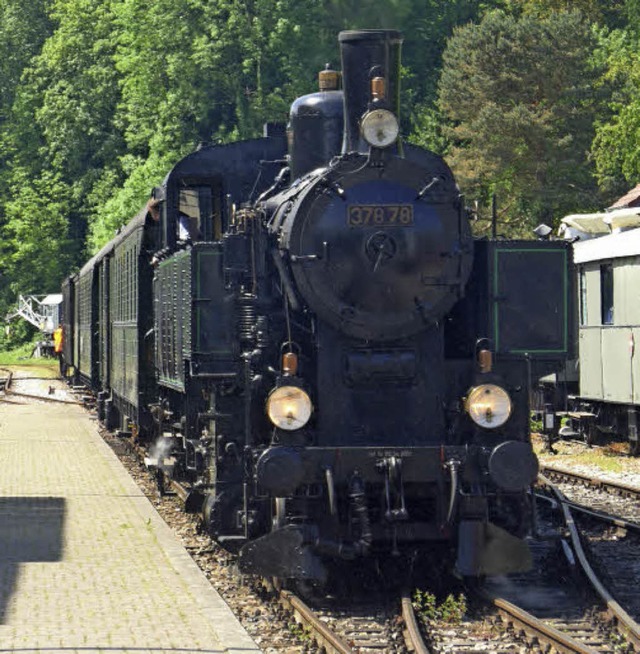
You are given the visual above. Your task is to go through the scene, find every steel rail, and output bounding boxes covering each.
[540,474,640,651]
[0,369,13,391]
[4,389,82,405]
[541,463,640,498]
[278,589,352,654]
[535,491,640,534]
[276,589,432,654]
[401,590,431,654]
[481,592,601,654]
[0,369,83,405]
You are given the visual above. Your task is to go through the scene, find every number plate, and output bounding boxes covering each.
[348,204,414,227]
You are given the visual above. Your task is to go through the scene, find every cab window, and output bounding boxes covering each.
[177,180,225,242]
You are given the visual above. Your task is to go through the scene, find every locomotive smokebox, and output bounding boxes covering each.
[338,29,403,153]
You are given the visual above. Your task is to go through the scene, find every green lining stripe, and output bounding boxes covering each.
[509,349,567,354]
[494,249,500,350]
[494,247,569,354]
[195,250,220,351]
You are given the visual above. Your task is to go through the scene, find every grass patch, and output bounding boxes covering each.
[288,621,313,641]
[0,346,58,379]
[4,363,59,379]
[533,433,640,476]
[555,450,625,474]
[0,342,55,366]
[413,589,467,625]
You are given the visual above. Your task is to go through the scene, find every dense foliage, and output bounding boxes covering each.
[437,10,605,234]
[0,0,638,317]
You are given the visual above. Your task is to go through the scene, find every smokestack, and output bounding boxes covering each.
[338,30,403,154]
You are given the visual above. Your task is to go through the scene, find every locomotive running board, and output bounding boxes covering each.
[238,525,327,581]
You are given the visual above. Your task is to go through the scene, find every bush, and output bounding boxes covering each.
[0,320,37,352]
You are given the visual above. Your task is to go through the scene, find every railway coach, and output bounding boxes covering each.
[549,211,640,455]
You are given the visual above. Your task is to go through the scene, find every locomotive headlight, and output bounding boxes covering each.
[266,386,312,431]
[361,109,399,148]
[465,384,512,429]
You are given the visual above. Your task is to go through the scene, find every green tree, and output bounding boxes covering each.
[0,0,53,112]
[591,27,640,196]
[3,170,74,294]
[437,9,605,234]
[0,0,54,306]
[89,0,335,248]
[503,0,626,25]
[402,0,495,151]
[3,0,629,318]
[1,0,124,296]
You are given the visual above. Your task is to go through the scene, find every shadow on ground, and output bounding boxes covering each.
[0,497,65,622]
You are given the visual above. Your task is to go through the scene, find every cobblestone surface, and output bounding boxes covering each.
[0,374,259,654]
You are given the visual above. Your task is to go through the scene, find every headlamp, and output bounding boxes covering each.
[361,109,399,148]
[465,384,512,429]
[266,385,312,431]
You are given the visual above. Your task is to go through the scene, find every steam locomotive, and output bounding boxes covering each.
[62,30,573,582]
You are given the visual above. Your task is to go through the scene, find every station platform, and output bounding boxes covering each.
[0,373,259,653]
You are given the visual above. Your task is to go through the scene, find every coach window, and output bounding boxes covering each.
[579,268,587,326]
[600,263,614,325]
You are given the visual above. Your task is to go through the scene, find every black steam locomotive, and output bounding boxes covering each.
[62,30,573,581]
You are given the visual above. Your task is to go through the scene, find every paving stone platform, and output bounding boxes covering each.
[0,382,259,654]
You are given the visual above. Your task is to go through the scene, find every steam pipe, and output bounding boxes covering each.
[270,248,300,312]
[311,472,372,559]
[325,466,337,516]
[445,460,461,525]
[349,472,372,555]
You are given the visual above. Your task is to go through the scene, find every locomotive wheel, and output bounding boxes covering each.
[202,486,245,553]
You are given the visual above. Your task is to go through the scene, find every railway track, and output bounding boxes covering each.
[534,475,640,651]
[120,431,640,653]
[154,458,638,653]
[273,586,427,653]
[164,468,430,652]
[541,463,640,504]
[536,464,640,535]
[538,467,640,639]
[424,535,619,653]
[0,369,83,405]
[12,381,638,652]
[3,388,83,404]
[422,475,640,653]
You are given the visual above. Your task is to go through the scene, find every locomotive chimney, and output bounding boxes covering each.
[338,29,403,154]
